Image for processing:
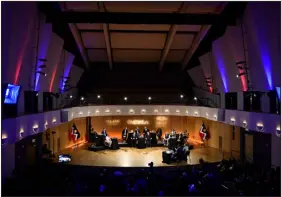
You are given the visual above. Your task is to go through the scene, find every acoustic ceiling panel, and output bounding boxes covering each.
[170,34,194,50]
[76,23,103,30]
[81,32,106,48]
[88,49,108,62]
[64,2,100,12]
[104,2,182,13]
[166,50,186,62]
[177,25,202,32]
[109,24,171,31]
[185,2,220,14]
[112,49,162,62]
[111,33,166,49]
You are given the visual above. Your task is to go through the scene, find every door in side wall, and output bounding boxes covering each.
[219,136,223,152]
[245,134,254,163]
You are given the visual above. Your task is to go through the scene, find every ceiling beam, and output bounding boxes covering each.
[59,4,90,68]
[159,2,189,71]
[181,3,228,71]
[46,12,236,25]
[98,2,113,70]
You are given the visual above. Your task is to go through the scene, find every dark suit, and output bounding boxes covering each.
[143,128,149,134]
[135,129,140,137]
[145,133,152,147]
[131,133,137,147]
[122,129,128,141]
[101,130,107,137]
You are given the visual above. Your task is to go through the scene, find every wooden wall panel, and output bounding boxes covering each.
[42,115,241,155]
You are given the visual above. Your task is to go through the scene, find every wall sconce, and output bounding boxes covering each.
[194,111,199,116]
[129,109,135,114]
[71,113,74,117]
[52,118,57,123]
[186,110,189,114]
[164,109,169,113]
[19,128,24,139]
[230,117,236,124]
[176,110,180,113]
[116,109,121,114]
[78,112,83,115]
[45,122,48,129]
[2,134,8,145]
[256,123,264,132]
[242,120,247,128]
[154,109,158,113]
[95,110,100,113]
[276,126,280,137]
[105,109,110,113]
[213,115,217,120]
[33,125,39,133]
[206,113,209,118]
[88,111,90,115]
[141,109,146,114]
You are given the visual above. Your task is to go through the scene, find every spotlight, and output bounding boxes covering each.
[81,97,84,101]
[236,72,246,78]
[194,97,197,101]
[148,97,151,100]
[97,95,101,99]
[37,71,47,76]
[36,93,39,96]
[242,120,247,128]
[70,95,73,99]
[180,95,184,98]
[124,97,127,101]
[230,117,236,124]
[44,73,47,76]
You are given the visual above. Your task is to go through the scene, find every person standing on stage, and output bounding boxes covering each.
[131,131,137,147]
[143,126,149,134]
[101,128,107,138]
[135,127,140,137]
[156,128,162,141]
[163,132,170,146]
[145,131,152,147]
[122,127,128,143]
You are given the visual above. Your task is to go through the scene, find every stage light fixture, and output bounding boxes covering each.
[2,134,8,145]
[70,95,73,99]
[256,123,264,132]
[180,94,184,98]
[36,93,39,96]
[148,97,151,100]
[194,97,197,101]
[81,97,84,101]
[236,72,246,78]
[37,71,47,76]
[124,97,128,101]
[97,95,101,99]
[236,61,246,65]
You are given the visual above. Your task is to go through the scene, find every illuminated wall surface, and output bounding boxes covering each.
[193,2,280,93]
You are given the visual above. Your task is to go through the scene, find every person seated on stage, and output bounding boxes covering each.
[143,126,149,134]
[163,132,170,146]
[135,127,141,137]
[156,128,162,141]
[131,131,137,147]
[170,129,176,138]
[122,127,128,142]
[104,136,112,148]
[101,128,107,138]
[145,131,152,147]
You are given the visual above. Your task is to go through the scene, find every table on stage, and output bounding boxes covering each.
[137,137,146,149]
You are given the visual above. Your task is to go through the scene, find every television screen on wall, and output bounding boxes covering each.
[4,84,21,104]
[276,87,280,101]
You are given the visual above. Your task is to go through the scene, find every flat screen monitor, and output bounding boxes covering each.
[4,84,21,104]
[276,87,280,100]
[58,154,71,163]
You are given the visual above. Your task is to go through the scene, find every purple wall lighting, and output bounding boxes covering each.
[35,24,52,91]
[212,45,228,92]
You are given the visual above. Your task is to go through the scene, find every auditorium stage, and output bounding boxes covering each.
[55,145,239,167]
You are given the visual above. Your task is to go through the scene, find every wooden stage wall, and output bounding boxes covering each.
[42,115,240,156]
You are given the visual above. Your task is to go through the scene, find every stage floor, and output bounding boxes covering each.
[56,145,239,167]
